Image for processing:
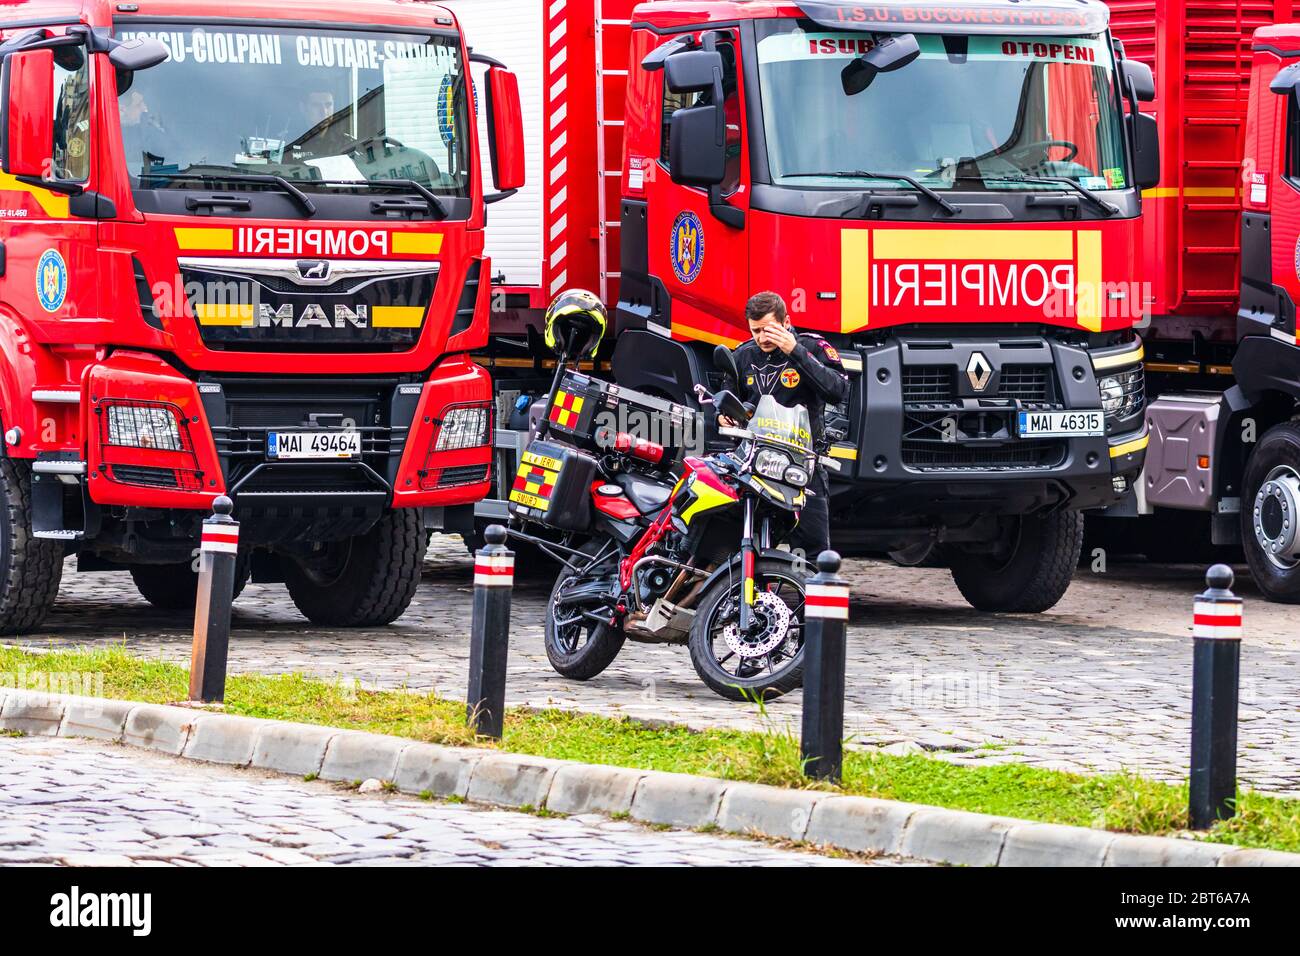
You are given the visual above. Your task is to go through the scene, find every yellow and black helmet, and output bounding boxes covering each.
[543,288,607,358]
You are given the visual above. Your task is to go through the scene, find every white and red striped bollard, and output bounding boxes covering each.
[802,550,850,782]
[467,524,514,738]
[189,495,239,703]
[1189,563,1243,829]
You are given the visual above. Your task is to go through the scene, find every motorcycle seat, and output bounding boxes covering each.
[613,472,673,514]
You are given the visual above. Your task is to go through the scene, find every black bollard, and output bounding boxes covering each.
[466,524,514,738]
[189,495,240,704]
[1189,563,1243,830]
[801,550,850,782]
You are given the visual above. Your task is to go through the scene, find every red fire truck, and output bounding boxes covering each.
[462,0,1158,612]
[0,0,524,631]
[1104,1,1300,602]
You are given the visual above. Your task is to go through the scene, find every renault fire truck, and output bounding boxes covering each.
[0,0,524,631]
[1102,1,1300,603]
[458,0,1158,612]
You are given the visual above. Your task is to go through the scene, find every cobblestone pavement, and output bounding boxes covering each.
[11,538,1300,795]
[0,736,882,866]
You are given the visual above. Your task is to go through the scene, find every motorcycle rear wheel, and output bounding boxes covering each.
[688,560,805,702]
[544,546,625,681]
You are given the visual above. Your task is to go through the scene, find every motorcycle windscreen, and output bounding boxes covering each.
[749,396,813,455]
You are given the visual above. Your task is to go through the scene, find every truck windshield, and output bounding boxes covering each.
[114,24,471,197]
[755,22,1129,193]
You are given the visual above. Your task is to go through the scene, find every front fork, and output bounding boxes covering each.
[739,497,757,632]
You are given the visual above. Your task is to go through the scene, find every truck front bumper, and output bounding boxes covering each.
[829,335,1147,520]
[83,351,492,542]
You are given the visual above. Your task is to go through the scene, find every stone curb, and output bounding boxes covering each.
[3,687,1298,868]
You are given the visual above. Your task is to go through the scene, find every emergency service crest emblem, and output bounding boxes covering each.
[670,211,704,284]
[36,249,68,313]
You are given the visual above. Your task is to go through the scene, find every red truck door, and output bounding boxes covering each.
[645,29,751,347]
[0,29,101,339]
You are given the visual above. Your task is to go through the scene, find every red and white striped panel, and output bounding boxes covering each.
[1193,600,1243,640]
[545,0,569,296]
[475,552,516,587]
[200,523,239,555]
[805,583,849,621]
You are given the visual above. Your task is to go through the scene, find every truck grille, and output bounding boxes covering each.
[997,365,1052,402]
[901,442,1066,471]
[901,363,1053,403]
[901,408,1066,472]
[901,367,954,402]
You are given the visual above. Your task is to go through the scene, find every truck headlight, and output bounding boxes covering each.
[435,404,491,451]
[105,402,185,451]
[754,448,791,480]
[1098,367,1145,423]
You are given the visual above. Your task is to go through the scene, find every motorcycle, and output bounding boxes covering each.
[523,345,840,701]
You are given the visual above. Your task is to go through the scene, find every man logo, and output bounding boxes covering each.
[296,259,331,282]
[966,352,993,392]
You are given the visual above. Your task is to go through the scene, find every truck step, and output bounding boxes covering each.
[33,530,85,541]
[32,460,86,476]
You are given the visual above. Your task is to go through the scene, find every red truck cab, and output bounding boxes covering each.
[609,0,1158,611]
[0,0,524,631]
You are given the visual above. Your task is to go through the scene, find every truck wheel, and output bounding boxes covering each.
[283,508,424,626]
[948,510,1083,613]
[1240,422,1300,602]
[129,557,250,611]
[0,459,64,635]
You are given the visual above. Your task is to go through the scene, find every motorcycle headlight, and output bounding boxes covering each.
[754,448,791,480]
[783,465,809,487]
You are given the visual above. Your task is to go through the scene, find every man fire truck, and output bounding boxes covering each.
[459,0,1158,613]
[0,0,524,632]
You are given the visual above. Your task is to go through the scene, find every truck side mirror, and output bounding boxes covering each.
[664,49,721,94]
[108,36,169,72]
[668,104,725,187]
[1122,60,1155,102]
[1,48,55,180]
[485,66,525,196]
[1129,112,1160,191]
[1270,62,1300,95]
[842,33,920,95]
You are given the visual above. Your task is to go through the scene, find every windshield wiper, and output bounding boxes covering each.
[142,171,317,217]
[784,170,957,216]
[989,175,1120,217]
[313,178,448,220]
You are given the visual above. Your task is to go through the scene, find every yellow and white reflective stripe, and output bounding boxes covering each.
[828,444,858,461]
[1109,432,1149,458]
[1141,187,1237,199]
[1092,340,1145,371]
[194,303,254,326]
[371,306,425,328]
[838,353,863,373]
[175,227,234,251]
[1270,327,1300,346]
[391,233,444,255]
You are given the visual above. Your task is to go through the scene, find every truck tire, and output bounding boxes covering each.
[948,510,1083,613]
[1239,422,1300,603]
[283,508,424,626]
[129,557,251,611]
[0,459,64,634]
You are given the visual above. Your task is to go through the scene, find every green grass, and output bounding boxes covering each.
[4,642,1299,853]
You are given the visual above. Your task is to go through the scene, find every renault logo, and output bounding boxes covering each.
[966,352,993,392]
[296,259,331,283]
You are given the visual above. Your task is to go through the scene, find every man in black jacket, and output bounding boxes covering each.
[721,291,849,557]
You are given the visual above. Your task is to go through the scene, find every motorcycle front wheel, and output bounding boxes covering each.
[544,546,626,681]
[687,559,805,702]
